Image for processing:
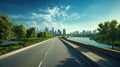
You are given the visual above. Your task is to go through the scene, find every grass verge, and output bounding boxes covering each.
[0,37,53,55]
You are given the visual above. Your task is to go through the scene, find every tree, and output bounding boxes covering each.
[97,20,118,49]
[26,27,37,38]
[37,32,53,38]
[37,32,43,38]
[97,21,110,41]
[13,24,27,39]
[117,24,120,39]
[0,14,13,41]
[109,20,118,49]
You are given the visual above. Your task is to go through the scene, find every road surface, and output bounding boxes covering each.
[61,38,120,67]
[0,37,97,67]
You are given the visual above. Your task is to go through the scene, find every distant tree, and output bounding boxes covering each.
[37,32,43,38]
[13,24,27,39]
[26,27,37,38]
[0,14,13,41]
[37,32,53,38]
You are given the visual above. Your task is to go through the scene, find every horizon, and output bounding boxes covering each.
[0,0,120,33]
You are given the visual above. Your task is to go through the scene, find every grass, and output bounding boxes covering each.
[112,48,120,51]
[0,37,53,55]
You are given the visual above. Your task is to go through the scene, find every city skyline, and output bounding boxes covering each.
[0,0,120,33]
[44,27,67,35]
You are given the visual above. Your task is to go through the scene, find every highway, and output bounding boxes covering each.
[0,37,98,67]
[61,38,120,67]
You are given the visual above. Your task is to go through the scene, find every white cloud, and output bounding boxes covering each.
[9,5,82,33]
[9,15,25,19]
[46,7,60,16]
[32,13,37,16]
[72,13,80,19]
[66,5,71,10]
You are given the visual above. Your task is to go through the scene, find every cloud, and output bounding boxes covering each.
[71,13,80,20]
[66,5,70,10]
[9,15,25,19]
[9,5,82,33]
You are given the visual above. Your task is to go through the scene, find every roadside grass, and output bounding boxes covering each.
[112,48,120,51]
[0,37,53,55]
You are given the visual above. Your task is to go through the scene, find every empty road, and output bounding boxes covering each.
[0,37,98,67]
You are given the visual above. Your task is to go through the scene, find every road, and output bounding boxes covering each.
[0,37,98,67]
[61,38,120,67]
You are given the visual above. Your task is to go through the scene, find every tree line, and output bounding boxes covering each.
[91,20,120,49]
[0,14,53,43]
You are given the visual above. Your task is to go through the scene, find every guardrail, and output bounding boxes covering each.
[60,37,120,60]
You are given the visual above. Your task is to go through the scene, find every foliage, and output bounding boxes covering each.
[26,27,37,38]
[37,32,53,38]
[13,24,27,39]
[0,37,53,55]
[0,14,54,55]
[92,20,120,49]
[0,14,13,41]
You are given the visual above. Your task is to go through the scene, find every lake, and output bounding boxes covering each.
[67,37,113,48]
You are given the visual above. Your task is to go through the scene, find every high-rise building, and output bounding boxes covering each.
[45,27,49,32]
[63,29,66,35]
[52,27,54,34]
[57,29,62,35]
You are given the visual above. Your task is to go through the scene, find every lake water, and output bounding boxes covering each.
[0,41,21,46]
[67,37,113,48]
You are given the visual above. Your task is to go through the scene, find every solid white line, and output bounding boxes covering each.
[38,61,43,67]
[0,38,53,60]
[45,51,48,56]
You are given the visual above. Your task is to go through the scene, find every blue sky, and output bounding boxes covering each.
[0,0,120,33]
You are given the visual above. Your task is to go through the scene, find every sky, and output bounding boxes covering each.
[0,0,120,33]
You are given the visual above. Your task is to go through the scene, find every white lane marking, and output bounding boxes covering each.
[38,61,43,67]
[45,51,48,56]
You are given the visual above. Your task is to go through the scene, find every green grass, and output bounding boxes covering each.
[0,37,53,55]
[112,48,120,51]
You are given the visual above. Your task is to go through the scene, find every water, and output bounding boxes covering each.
[0,41,21,46]
[67,37,113,48]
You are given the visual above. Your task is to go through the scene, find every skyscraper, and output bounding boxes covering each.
[57,29,62,35]
[52,27,54,34]
[45,27,49,32]
[63,29,66,35]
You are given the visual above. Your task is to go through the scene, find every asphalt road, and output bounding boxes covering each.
[0,37,97,67]
[61,38,120,67]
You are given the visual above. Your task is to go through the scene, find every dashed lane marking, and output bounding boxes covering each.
[38,61,43,67]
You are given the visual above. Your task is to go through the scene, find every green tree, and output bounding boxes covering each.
[97,21,110,41]
[0,14,13,42]
[97,20,118,49]
[37,32,43,38]
[13,24,27,39]
[117,24,120,39]
[109,20,118,49]
[26,27,37,38]
[37,32,53,38]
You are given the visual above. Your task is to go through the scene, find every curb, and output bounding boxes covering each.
[61,38,120,60]
[0,38,52,60]
[59,38,101,67]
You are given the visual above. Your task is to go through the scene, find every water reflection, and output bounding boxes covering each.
[68,37,112,48]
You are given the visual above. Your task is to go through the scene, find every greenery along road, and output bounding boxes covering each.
[0,14,53,55]
[0,37,98,67]
[91,20,120,49]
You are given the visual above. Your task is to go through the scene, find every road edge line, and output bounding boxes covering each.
[0,38,53,60]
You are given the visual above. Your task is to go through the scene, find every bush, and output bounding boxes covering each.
[0,37,53,55]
